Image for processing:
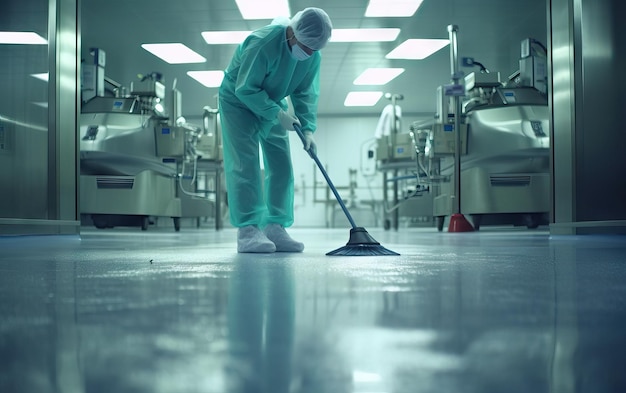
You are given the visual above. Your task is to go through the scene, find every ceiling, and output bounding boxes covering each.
[81,0,548,118]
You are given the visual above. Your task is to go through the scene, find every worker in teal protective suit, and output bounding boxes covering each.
[219,8,332,253]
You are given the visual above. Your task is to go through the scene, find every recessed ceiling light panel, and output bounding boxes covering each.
[330,28,401,43]
[235,0,290,20]
[202,28,400,45]
[344,91,383,106]
[187,71,225,88]
[353,68,405,85]
[142,43,206,64]
[365,0,424,17]
[385,39,449,60]
[201,31,252,45]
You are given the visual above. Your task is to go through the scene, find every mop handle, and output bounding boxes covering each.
[293,124,357,229]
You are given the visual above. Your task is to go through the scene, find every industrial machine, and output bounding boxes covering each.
[376,38,550,231]
[177,105,224,229]
[79,49,222,231]
[375,93,435,230]
[429,38,550,230]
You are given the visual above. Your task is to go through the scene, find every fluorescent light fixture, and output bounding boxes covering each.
[31,73,49,82]
[235,0,290,20]
[330,28,401,43]
[354,68,405,85]
[385,39,449,60]
[353,370,383,383]
[344,91,383,106]
[142,43,206,64]
[202,28,400,45]
[0,31,47,45]
[201,31,251,45]
[187,70,225,88]
[365,0,424,17]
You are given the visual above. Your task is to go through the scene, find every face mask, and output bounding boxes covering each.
[291,44,311,61]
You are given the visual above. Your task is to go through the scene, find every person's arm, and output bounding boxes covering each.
[233,45,282,121]
[290,57,321,133]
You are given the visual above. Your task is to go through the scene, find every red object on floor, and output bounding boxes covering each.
[448,213,475,232]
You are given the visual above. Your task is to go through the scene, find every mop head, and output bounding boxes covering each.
[326,227,400,256]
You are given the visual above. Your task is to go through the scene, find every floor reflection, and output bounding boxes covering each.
[0,229,625,392]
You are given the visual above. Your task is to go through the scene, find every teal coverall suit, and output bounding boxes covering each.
[219,24,321,228]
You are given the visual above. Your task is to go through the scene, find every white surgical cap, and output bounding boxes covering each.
[289,7,332,51]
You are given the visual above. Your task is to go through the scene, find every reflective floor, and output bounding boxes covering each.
[1,224,626,393]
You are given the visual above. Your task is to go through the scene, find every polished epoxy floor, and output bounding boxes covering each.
[1,224,626,393]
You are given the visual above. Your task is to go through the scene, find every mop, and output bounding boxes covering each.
[294,124,400,256]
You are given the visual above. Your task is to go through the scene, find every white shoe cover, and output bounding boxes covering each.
[237,226,276,253]
[263,224,304,252]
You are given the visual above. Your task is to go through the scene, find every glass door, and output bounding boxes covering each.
[0,0,79,235]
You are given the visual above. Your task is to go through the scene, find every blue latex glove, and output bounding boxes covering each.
[277,110,301,131]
